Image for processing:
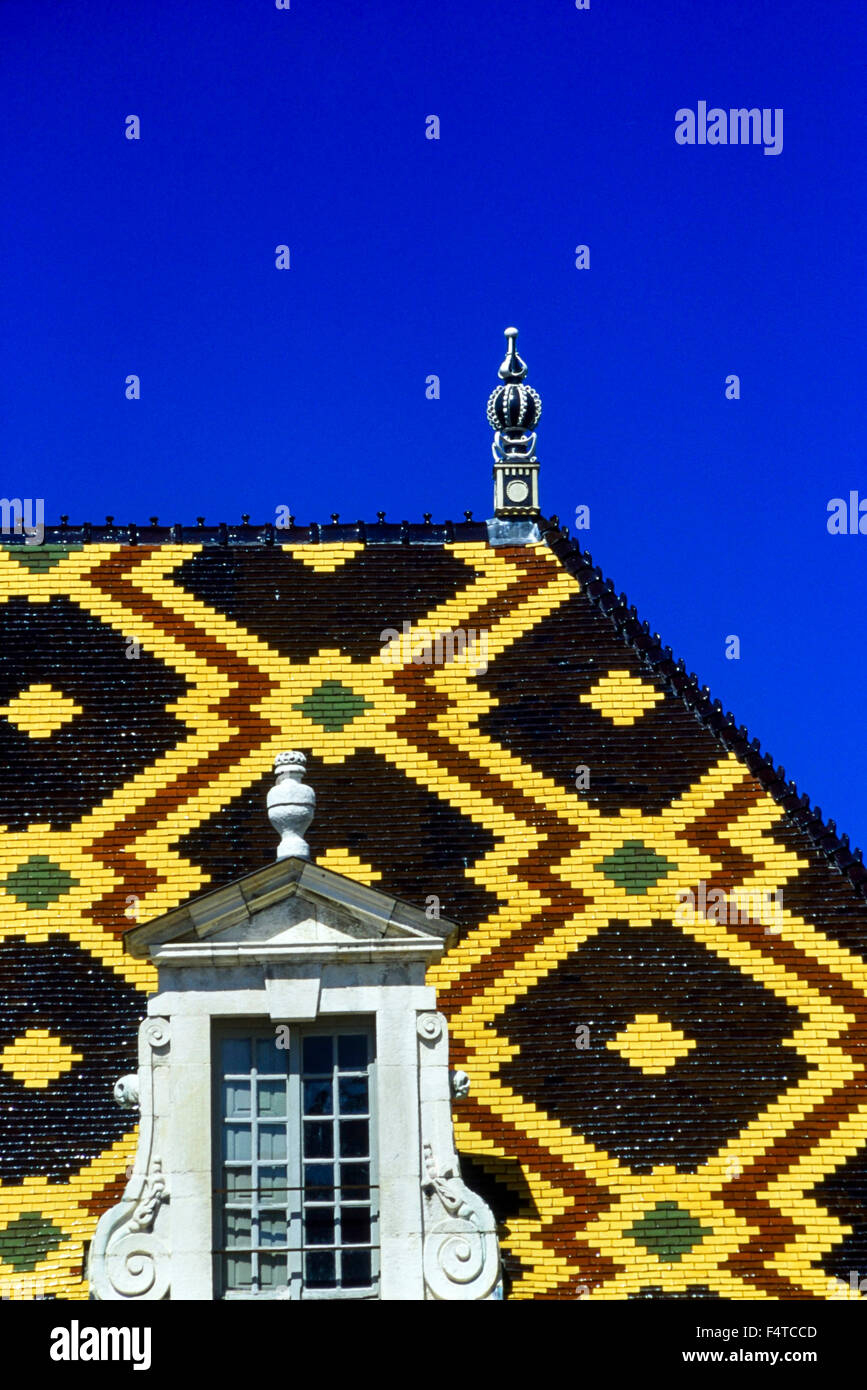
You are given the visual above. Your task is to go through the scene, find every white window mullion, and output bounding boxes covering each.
[250,1059,260,1293]
[332,1053,342,1287]
[287,1035,303,1299]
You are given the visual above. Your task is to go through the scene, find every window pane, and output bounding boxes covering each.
[305,1251,336,1288]
[256,1036,286,1075]
[305,1207,335,1246]
[305,1164,334,1200]
[224,1125,252,1161]
[303,1036,332,1073]
[225,1211,251,1248]
[225,1167,253,1198]
[337,1035,367,1070]
[341,1208,371,1245]
[221,1038,251,1074]
[258,1254,286,1289]
[339,1120,368,1158]
[227,1254,253,1288]
[259,1167,289,1201]
[257,1080,287,1118]
[304,1121,333,1158]
[338,1077,368,1114]
[258,1125,288,1161]
[259,1213,288,1248]
[223,1081,251,1117]
[341,1163,369,1200]
[225,1256,252,1284]
[342,1249,372,1288]
[303,1078,332,1116]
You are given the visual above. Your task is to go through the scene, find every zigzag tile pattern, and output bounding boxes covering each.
[0,537,865,1300]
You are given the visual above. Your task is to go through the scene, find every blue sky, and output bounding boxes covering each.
[2,0,865,848]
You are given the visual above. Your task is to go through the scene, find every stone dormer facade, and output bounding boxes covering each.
[87,755,500,1301]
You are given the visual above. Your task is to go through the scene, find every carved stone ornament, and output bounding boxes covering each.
[421,1144,501,1301]
[417,1010,500,1299]
[113,1074,140,1109]
[129,1160,168,1233]
[450,1069,470,1100]
[416,1012,443,1043]
[88,1019,171,1300]
[142,1017,170,1050]
[267,750,315,860]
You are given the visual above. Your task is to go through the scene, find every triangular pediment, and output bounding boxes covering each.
[214,893,382,945]
[125,856,455,959]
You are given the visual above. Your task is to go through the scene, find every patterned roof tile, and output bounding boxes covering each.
[0,527,865,1300]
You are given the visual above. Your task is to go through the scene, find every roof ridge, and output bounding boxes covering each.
[0,517,490,546]
[538,515,867,901]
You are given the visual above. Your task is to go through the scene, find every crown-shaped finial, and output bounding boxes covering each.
[267,751,315,860]
[487,327,542,445]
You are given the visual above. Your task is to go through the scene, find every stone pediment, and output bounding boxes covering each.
[217,893,382,945]
[125,856,455,964]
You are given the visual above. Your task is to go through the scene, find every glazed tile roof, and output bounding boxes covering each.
[0,522,865,1299]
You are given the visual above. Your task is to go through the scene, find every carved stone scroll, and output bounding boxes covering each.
[421,1145,500,1301]
[87,1018,171,1300]
[417,1010,501,1300]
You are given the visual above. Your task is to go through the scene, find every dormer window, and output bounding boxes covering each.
[87,753,500,1302]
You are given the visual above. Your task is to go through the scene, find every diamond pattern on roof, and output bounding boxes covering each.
[608,1014,697,1076]
[0,683,82,738]
[294,679,372,732]
[626,1202,712,1262]
[595,840,675,894]
[0,1029,83,1088]
[2,856,78,910]
[580,670,665,725]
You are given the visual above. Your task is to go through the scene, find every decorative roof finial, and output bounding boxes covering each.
[267,751,315,861]
[487,327,542,517]
[497,327,529,383]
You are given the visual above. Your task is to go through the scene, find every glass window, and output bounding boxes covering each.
[215,1022,378,1298]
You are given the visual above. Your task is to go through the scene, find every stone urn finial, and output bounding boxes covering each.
[267,751,315,860]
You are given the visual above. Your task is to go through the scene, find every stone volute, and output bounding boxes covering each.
[266,750,315,860]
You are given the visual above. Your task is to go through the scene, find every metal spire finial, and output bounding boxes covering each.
[487,327,542,519]
[486,326,542,462]
[498,327,528,383]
